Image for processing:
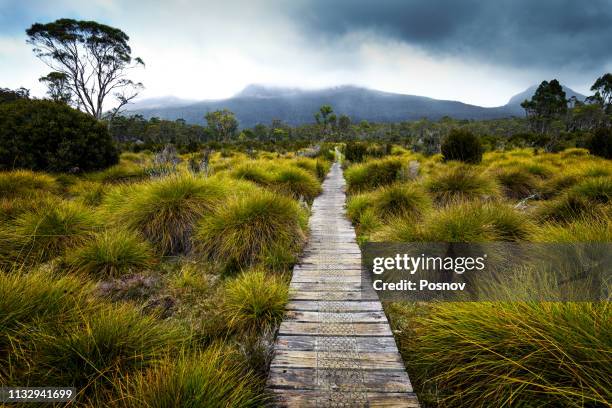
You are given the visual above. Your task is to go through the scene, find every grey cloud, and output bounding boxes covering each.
[289,0,612,70]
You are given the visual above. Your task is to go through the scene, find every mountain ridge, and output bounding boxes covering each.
[125,84,586,127]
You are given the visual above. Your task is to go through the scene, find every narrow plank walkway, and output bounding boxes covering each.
[267,161,419,407]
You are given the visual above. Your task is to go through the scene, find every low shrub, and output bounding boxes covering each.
[426,165,499,204]
[441,129,483,164]
[195,190,306,272]
[105,174,227,255]
[68,229,155,278]
[0,99,118,172]
[223,268,288,333]
[586,127,612,159]
[345,157,404,193]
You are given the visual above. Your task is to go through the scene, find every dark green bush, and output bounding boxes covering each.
[0,99,119,172]
[344,142,368,162]
[441,129,483,164]
[586,127,612,159]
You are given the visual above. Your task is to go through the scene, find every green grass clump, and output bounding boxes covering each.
[68,229,155,278]
[393,302,611,407]
[122,346,264,408]
[372,183,431,219]
[105,174,227,255]
[536,177,611,222]
[426,165,499,204]
[88,162,148,184]
[0,269,92,383]
[493,167,539,199]
[293,158,331,180]
[346,194,372,224]
[423,201,533,242]
[347,184,430,223]
[69,180,107,206]
[36,303,188,391]
[223,268,288,333]
[0,169,58,198]
[196,190,306,272]
[271,167,321,202]
[345,157,404,193]
[539,172,581,199]
[371,215,424,242]
[569,176,612,204]
[231,163,273,186]
[532,216,612,242]
[5,200,98,264]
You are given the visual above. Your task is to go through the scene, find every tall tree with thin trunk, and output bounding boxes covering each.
[26,19,144,119]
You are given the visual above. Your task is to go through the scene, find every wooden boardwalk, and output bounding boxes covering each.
[267,162,419,407]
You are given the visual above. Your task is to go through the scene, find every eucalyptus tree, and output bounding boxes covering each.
[26,18,144,119]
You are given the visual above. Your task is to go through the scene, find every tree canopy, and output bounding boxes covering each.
[26,18,144,119]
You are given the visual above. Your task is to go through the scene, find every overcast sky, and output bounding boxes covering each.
[1,0,611,106]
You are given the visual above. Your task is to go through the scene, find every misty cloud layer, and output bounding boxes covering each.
[1,0,611,106]
[293,0,612,70]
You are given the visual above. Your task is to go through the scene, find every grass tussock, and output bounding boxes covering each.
[0,269,92,382]
[424,201,534,242]
[492,167,539,199]
[426,165,500,204]
[388,302,611,407]
[532,215,612,242]
[223,268,288,333]
[3,200,99,265]
[536,177,611,222]
[0,169,58,198]
[196,190,306,272]
[105,174,227,255]
[272,166,321,201]
[120,346,264,408]
[68,229,156,278]
[36,304,188,388]
[345,157,404,193]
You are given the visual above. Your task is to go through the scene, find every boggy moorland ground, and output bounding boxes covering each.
[0,144,610,407]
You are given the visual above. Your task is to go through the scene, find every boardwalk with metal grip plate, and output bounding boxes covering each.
[267,161,419,407]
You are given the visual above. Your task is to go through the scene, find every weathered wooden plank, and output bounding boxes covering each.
[279,321,392,336]
[285,300,383,312]
[268,367,413,392]
[273,335,400,352]
[285,311,388,323]
[269,390,420,408]
[270,350,405,370]
[289,291,379,301]
[290,282,364,291]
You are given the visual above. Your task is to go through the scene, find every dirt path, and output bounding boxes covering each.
[266,161,419,407]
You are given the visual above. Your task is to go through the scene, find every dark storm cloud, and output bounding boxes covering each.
[292,0,612,70]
